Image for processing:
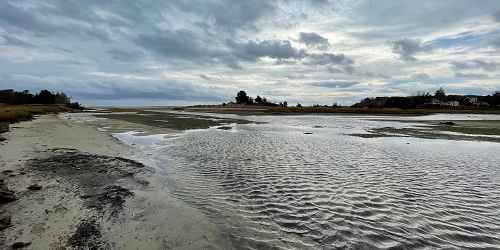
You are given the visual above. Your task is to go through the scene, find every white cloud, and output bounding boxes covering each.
[0,0,499,105]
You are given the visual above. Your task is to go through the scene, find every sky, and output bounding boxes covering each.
[1,0,499,106]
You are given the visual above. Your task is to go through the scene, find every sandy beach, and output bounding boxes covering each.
[0,114,230,249]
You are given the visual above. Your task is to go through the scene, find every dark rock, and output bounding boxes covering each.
[439,121,456,126]
[0,180,16,204]
[12,242,31,249]
[0,213,11,230]
[2,170,14,175]
[27,184,42,191]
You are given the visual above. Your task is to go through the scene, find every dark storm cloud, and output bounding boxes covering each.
[0,1,112,41]
[298,32,330,49]
[170,0,275,33]
[228,39,306,61]
[135,30,218,60]
[137,33,312,68]
[451,60,499,72]
[303,53,354,65]
[309,81,360,88]
[0,2,53,33]
[391,38,433,61]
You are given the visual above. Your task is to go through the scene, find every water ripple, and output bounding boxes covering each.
[155,116,500,249]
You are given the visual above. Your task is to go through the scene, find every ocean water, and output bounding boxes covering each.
[113,114,500,249]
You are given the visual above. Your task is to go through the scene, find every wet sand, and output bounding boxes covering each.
[0,114,230,249]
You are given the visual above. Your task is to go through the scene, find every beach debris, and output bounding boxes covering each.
[313,125,324,128]
[12,242,31,249]
[0,136,6,142]
[304,132,313,135]
[439,121,456,126]
[27,184,43,191]
[217,126,233,130]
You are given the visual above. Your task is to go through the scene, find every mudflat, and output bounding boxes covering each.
[0,115,230,249]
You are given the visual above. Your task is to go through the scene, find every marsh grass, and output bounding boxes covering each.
[0,105,71,123]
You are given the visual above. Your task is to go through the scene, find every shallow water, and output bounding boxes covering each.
[118,114,500,249]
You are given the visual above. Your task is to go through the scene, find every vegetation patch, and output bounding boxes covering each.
[95,110,252,130]
[350,121,500,143]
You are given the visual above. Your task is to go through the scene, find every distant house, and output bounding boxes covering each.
[465,96,478,104]
[425,98,441,105]
[445,101,460,107]
[423,99,459,107]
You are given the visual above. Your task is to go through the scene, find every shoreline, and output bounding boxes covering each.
[0,114,231,249]
[177,106,500,116]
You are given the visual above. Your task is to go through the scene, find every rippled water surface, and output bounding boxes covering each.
[129,114,500,249]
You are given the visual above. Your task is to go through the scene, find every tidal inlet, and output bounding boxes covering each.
[1,1,500,249]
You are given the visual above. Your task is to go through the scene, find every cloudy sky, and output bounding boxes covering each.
[1,0,500,106]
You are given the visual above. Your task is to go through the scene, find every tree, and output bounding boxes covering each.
[435,87,446,101]
[283,101,288,107]
[235,91,249,104]
[255,95,263,104]
[296,103,302,108]
[55,92,70,104]
[36,90,56,104]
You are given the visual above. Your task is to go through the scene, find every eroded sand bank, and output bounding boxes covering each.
[0,114,231,249]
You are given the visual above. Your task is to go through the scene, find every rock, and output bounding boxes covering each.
[0,213,11,230]
[27,184,43,191]
[2,170,14,175]
[0,180,16,204]
[12,242,31,249]
[439,121,456,126]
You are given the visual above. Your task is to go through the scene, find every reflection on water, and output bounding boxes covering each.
[129,115,500,249]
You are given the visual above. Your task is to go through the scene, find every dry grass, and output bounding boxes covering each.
[0,104,71,123]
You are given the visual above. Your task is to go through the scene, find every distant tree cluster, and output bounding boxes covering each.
[352,88,500,109]
[233,90,343,108]
[234,91,281,107]
[0,89,83,109]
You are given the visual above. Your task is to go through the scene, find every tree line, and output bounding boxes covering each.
[231,90,288,107]
[352,88,500,109]
[229,89,500,109]
[0,89,83,109]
